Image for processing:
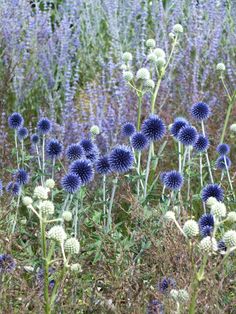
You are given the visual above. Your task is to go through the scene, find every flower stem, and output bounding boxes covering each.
[201,121,214,183]
[41,219,50,314]
[14,130,19,169]
[107,176,118,232]
[103,175,107,231]
[144,143,153,198]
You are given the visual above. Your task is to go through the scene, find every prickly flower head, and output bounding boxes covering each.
[211,202,226,219]
[34,186,49,200]
[199,236,218,254]
[70,263,82,272]
[64,238,80,255]
[62,211,73,222]
[123,71,134,81]
[146,38,156,48]
[223,230,236,247]
[173,24,183,33]
[227,212,236,222]
[40,200,55,215]
[183,220,199,237]
[216,63,225,71]
[45,179,55,189]
[122,52,132,62]
[90,125,100,135]
[230,123,236,133]
[177,289,189,302]
[164,211,175,221]
[48,226,67,243]
[206,197,218,207]
[22,196,33,206]
[136,68,150,81]
[154,48,165,58]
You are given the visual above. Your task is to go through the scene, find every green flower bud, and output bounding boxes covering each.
[123,71,134,81]
[34,186,49,200]
[62,211,73,222]
[216,63,225,71]
[156,57,166,67]
[173,24,183,33]
[144,79,155,89]
[40,200,55,215]
[65,237,80,255]
[227,211,236,222]
[136,68,150,80]
[147,53,158,63]
[90,125,100,135]
[45,179,55,189]
[199,236,218,254]
[22,196,33,206]
[146,38,156,48]
[154,48,165,58]
[183,220,199,237]
[48,226,67,243]
[223,230,236,247]
[230,123,236,133]
[211,202,226,219]
[164,211,175,221]
[122,52,132,62]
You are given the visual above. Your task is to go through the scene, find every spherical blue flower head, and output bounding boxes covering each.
[69,159,94,185]
[193,135,209,153]
[177,125,198,146]
[216,156,231,170]
[146,300,164,314]
[200,225,214,238]
[0,180,3,196]
[157,277,176,294]
[85,146,100,163]
[141,115,166,141]
[61,173,81,193]
[17,127,28,141]
[191,102,211,121]
[216,143,230,156]
[159,171,167,184]
[163,170,183,190]
[201,184,224,202]
[65,143,84,161]
[37,118,52,135]
[170,117,188,138]
[218,240,227,252]
[109,145,134,174]
[0,254,16,273]
[95,156,111,175]
[80,139,96,154]
[31,134,39,145]
[15,168,29,185]
[8,112,24,129]
[121,122,136,137]
[131,132,149,151]
[198,214,214,237]
[46,139,63,159]
[6,182,20,196]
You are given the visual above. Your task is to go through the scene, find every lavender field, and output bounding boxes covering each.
[0,1,236,313]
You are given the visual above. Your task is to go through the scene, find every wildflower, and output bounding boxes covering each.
[61,173,81,193]
[193,135,209,153]
[123,71,134,81]
[45,179,55,189]
[198,214,214,237]
[131,132,149,151]
[211,202,226,219]
[90,125,100,135]
[147,53,158,63]
[146,300,164,314]
[62,211,72,222]
[6,182,20,196]
[141,115,166,141]
[216,63,225,71]
[146,38,156,48]
[173,24,183,33]
[201,184,224,202]
[156,57,166,67]
[199,236,218,254]
[65,143,83,161]
[227,212,236,222]
[69,159,94,185]
[15,168,29,185]
[0,254,16,273]
[121,122,136,137]
[37,118,52,135]
[163,170,183,190]
[39,200,55,215]
[216,143,230,155]
[223,230,236,247]
[22,196,33,206]
[79,139,96,154]
[206,197,218,207]
[177,289,189,302]
[164,211,175,221]
[34,186,49,200]
[136,68,150,80]
[177,125,198,146]
[46,139,63,159]
[183,220,199,237]
[191,102,211,121]
[122,52,132,62]
[144,79,155,89]
[64,238,80,255]
[8,112,24,129]
[31,134,39,144]
[47,226,67,243]
[157,277,176,293]
[230,123,236,133]
[109,145,134,174]
[70,263,82,272]
[17,127,28,141]
[170,117,188,139]
[95,156,111,175]
[218,240,227,252]
[153,48,165,58]
[216,155,231,170]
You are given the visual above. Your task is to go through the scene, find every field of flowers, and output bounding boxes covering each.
[0,1,236,313]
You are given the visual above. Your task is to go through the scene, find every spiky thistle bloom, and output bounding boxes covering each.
[61,173,81,193]
[163,170,183,190]
[216,156,231,170]
[206,197,218,207]
[173,24,183,33]
[193,135,209,153]
[108,145,134,174]
[154,48,165,58]
[144,79,155,89]
[131,132,149,151]
[177,290,189,303]
[0,254,16,273]
[121,122,136,137]
[45,179,55,189]
[8,112,24,129]
[156,57,166,67]
[170,117,188,139]
[47,226,67,243]
[183,220,199,237]
[95,156,111,175]
[69,159,94,185]
[218,240,227,252]
[147,53,158,63]
[136,68,150,80]
[34,186,49,200]
[6,182,20,196]
[37,118,52,135]
[17,127,28,141]
[211,202,226,219]
[85,146,99,163]
[90,125,100,135]
[223,230,236,248]
[227,211,236,222]
[79,139,96,154]
[62,211,72,222]
[216,63,225,71]
[141,115,166,141]
[31,134,39,145]
[65,143,83,161]
[64,238,80,255]
[198,214,214,237]
[199,236,218,254]
[46,139,63,159]
[191,102,211,121]
[40,200,55,215]
[164,211,176,221]
[160,172,167,184]
[22,196,33,206]
[123,71,134,81]
[15,169,29,185]
[122,52,132,62]
[157,277,176,294]
[146,300,164,314]
[177,125,198,146]
[146,38,156,48]
[201,184,224,202]
[216,143,230,155]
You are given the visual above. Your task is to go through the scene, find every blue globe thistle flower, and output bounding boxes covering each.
[37,118,52,135]
[15,169,29,185]
[95,156,111,175]
[163,170,183,190]
[69,159,94,185]
[170,117,188,138]
[8,112,24,129]
[121,122,136,137]
[218,240,227,252]
[31,134,39,145]
[36,267,55,289]
[198,214,214,238]
[216,143,230,156]
[177,125,198,146]
[0,254,16,273]
[141,115,166,141]
[146,300,164,314]
[216,156,231,170]
[193,135,209,153]
[157,277,176,294]
[201,184,224,202]
[85,146,100,163]
[46,139,63,159]
[191,102,211,121]
[17,127,28,141]
[80,139,96,154]
[109,145,134,173]
[65,143,84,161]
[131,132,149,151]
[159,172,167,184]
[61,173,81,193]
[6,182,20,196]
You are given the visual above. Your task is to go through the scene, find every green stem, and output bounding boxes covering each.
[144,143,153,198]
[151,77,162,114]
[137,93,143,130]
[103,175,106,231]
[107,176,118,232]
[42,135,45,185]
[14,130,19,169]
[41,219,50,314]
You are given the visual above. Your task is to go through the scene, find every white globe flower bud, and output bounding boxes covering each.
[120,64,128,71]
[147,53,158,63]
[173,24,183,33]
[164,211,175,221]
[183,220,199,237]
[177,289,189,302]
[45,179,55,189]
[144,79,155,89]
[227,211,236,222]
[199,236,218,254]
[48,225,67,243]
[64,238,80,255]
[122,52,132,62]
[169,32,175,39]
[70,263,82,272]
[223,230,236,247]
[154,48,165,59]
[34,186,49,200]
[216,63,226,71]
[62,211,73,222]
[146,38,156,48]
[156,57,166,67]
[206,197,218,207]
[136,68,150,80]
[123,71,134,81]
[22,196,33,206]
[170,289,179,300]
[90,125,100,135]
[40,200,55,215]
[230,123,236,133]
[211,202,226,219]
